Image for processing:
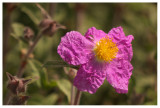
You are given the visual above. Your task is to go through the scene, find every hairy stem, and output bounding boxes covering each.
[17,32,43,77]
[36,3,51,19]
[4,32,43,105]
[74,89,82,105]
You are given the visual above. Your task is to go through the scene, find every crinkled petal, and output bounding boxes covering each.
[84,27,107,43]
[57,31,94,65]
[116,42,133,61]
[74,58,108,94]
[108,26,134,45]
[106,58,133,93]
[107,26,125,39]
[107,26,134,61]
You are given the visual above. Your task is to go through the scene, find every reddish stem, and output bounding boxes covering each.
[74,89,82,105]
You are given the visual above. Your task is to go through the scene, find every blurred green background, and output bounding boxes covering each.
[3,3,157,105]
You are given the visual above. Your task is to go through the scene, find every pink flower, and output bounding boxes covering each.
[57,27,134,94]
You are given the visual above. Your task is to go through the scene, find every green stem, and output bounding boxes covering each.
[71,84,75,105]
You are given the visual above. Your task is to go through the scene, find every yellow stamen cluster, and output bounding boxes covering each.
[94,37,118,62]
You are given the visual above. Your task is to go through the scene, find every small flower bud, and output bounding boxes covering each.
[39,19,56,36]
[17,78,32,94]
[6,72,19,95]
[6,72,32,95]
[63,67,77,79]
[23,27,34,40]
[69,68,77,78]
[39,19,66,36]
[39,19,53,28]
[42,21,57,36]
[20,49,34,59]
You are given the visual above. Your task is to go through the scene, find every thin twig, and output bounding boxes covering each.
[36,3,66,30]
[4,31,43,105]
[36,3,51,19]
[17,31,43,77]
[74,89,82,105]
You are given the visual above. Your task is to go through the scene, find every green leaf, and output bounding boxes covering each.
[27,93,58,105]
[11,23,29,46]
[28,59,57,89]
[57,79,72,103]
[128,75,136,95]
[11,23,25,38]
[43,60,79,69]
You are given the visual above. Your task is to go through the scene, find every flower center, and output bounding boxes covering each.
[94,37,118,62]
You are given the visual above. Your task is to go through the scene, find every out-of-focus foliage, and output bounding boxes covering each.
[3,3,157,105]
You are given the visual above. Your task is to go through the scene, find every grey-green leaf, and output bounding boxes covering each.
[28,59,57,89]
[43,60,79,69]
[27,93,58,105]
[57,79,72,103]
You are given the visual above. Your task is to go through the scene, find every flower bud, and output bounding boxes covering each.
[39,19,56,36]
[39,19,66,36]
[6,72,32,95]
[6,72,19,95]
[69,68,77,78]
[17,78,32,93]
[23,27,34,40]
[39,19,53,28]
[63,67,77,79]
[20,49,34,59]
